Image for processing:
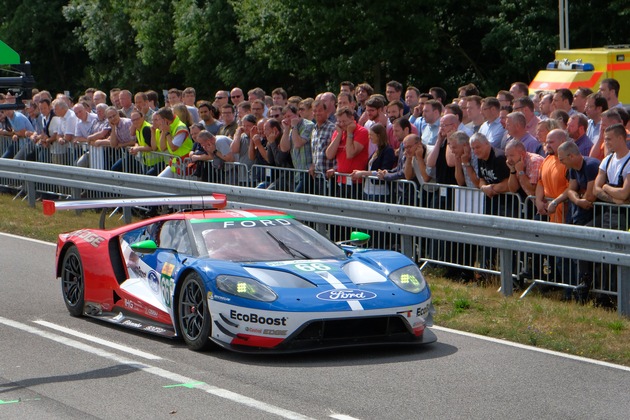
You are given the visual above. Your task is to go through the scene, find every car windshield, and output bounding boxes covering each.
[190,216,346,262]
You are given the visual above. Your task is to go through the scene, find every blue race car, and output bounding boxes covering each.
[51,197,435,352]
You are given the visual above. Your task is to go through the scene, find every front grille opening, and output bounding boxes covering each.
[290,316,413,347]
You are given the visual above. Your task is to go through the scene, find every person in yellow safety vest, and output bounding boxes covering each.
[128,109,164,175]
[153,107,194,178]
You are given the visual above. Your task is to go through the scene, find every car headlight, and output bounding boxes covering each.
[389,265,427,293]
[215,275,278,302]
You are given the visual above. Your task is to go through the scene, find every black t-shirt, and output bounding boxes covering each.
[477,148,510,185]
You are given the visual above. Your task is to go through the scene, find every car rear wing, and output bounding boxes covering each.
[43,194,227,215]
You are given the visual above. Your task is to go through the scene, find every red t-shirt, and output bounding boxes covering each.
[333,125,370,184]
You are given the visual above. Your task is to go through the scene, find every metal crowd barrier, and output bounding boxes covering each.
[2,159,630,314]
[5,148,630,305]
[518,197,622,297]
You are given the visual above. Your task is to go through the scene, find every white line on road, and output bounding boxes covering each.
[329,414,362,420]
[432,325,630,372]
[33,320,162,360]
[0,232,55,246]
[0,316,316,420]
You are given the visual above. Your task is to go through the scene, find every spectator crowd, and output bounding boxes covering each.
[1,79,629,292]
[2,80,630,218]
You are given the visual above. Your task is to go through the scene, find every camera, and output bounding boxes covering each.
[0,62,36,111]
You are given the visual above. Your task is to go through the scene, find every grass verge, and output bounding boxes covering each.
[1,193,629,366]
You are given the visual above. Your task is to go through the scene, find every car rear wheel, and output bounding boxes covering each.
[61,247,85,317]
[178,273,213,351]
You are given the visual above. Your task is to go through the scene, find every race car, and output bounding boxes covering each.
[47,195,436,352]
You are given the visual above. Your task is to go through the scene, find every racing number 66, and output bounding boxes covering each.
[294,263,331,271]
[161,275,173,308]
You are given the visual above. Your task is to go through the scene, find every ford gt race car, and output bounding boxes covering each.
[46,195,435,352]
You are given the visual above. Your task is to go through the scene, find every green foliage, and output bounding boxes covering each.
[127,0,176,89]
[608,320,625,334]
[63,0,141,90]
[170,0,267,98]
[232,0,439,94]
[0,0,86,94]
[453,297,471,313]
[2,0,629,101]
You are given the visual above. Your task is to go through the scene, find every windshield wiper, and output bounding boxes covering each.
[265,230,311,259]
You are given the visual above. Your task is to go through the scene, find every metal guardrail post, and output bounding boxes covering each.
[123,207,132,224]
[500,248,514,296]
[400,235,413,259]
[25,180,36,208]
[619,266,630,316]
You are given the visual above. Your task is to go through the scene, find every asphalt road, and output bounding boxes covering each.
[1,232,629,420]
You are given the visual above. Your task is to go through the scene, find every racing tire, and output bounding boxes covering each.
[61,247,85,317]
[177,273,214,351]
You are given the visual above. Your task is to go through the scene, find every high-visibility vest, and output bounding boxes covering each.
[136,121,162,166]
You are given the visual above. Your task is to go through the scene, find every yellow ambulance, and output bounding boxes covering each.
[529,45,630,103]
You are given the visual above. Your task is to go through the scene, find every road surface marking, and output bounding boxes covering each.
[34,320,162,360]
[432,325,630,372]
[0,316,316,420]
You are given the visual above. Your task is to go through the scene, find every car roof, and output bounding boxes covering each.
[101,209,290,235]
[181,209,288,220]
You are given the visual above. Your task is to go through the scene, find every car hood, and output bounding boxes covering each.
[202,254,429,311]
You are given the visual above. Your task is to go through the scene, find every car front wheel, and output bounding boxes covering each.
[61,246,85,317]
[178,273,213,351]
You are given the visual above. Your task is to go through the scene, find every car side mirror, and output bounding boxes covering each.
[336,231,371,247]
[349,231,370,246]
[130,239,158,254]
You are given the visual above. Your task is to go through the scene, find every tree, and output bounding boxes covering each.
[63,0,140,91]
[232,0,440,95]
[0,0,86,95]
[170,0,269,98]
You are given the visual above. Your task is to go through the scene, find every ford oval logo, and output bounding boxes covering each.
[316,289,377,301]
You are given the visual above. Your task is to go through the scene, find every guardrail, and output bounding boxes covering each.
[1,158,630,316]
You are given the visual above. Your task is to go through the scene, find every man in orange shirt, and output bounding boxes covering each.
[535,129,569,223]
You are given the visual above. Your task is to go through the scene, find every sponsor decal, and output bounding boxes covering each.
[122,319,142,328]
[148,271,159,293]
[191,215,294,226]
[123,299,144,312]
[67,229,105,248]
[211,294,231,303]
[146,308,159,318]
[265,259,335,267]
[316,289,377,301]
[398,305,430,318]
[262,329,288,336]
[229,310,287,326]
[397,309,414,318]
[161,262,175,277]
[244,326,287,336]
[245,327,262,333]
[222,218,292,229]
[144,325,166,334]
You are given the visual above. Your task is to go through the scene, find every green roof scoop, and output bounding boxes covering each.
[0,40,20,65]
